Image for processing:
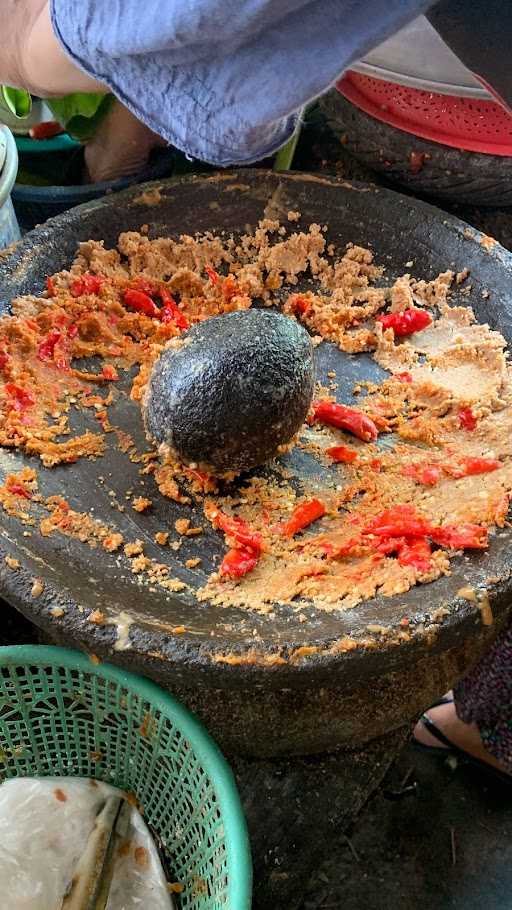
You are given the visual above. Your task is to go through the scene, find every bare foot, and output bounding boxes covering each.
[84,100,167,184]
[414,700,509,775]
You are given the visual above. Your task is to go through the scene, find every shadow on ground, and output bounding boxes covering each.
[301,743,512,910]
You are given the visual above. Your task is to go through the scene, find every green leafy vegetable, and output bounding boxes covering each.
[0,87,32,118]
[47,93,113,141]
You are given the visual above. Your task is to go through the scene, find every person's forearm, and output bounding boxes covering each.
[2,0,105,96]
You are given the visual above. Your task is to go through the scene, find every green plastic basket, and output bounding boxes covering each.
[0,645,252,909]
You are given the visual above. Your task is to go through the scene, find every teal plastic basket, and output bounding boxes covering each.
[0,646,252,909]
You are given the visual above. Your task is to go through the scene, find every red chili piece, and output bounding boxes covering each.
[377,307,432,336]
[326,445,358,464]
[101,364,119,381]
[67,323,79,339]
[397,537,432,573]
[396,371,413,383]
[70,274,105,298]
[0,351,10,371]
[281,498,326,537]
[458,407,478,431]
[159,289,189,329]
[205,266,219,285]
[220,546,260,578]
[29,121,64,140]
[207,507,262,578]
[311,400,378,443]
[403,463,443,486]
[5,383,35,411]
[6,482,32,500]
[123,289,160,318]
[376,534,432,572]
[430,523,488,550]
[37,330,62,362]
[443,457,500,479]
[289,294,311,316]
[222,275,239,303]
[331,504,488,566]
[364,506,433,540]
[209,509,262,553]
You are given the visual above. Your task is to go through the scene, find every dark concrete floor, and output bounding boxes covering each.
[301,744,512,910]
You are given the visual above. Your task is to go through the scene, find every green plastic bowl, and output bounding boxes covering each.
[15,132,80,155]
[0,645,252,909]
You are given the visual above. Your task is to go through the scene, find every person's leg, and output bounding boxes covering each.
[414,621,512,775]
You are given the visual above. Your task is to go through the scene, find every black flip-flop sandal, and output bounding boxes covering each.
[413,705,512,786]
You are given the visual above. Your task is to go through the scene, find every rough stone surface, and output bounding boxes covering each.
[145,309,314,474]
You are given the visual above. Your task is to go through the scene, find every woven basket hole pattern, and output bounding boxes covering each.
[0,663,229,908]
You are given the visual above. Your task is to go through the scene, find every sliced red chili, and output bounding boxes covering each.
[101,364,119,381]
[364,506,432,539]
[396,371,413,383]
[205,266,219,285]
[374,534,432,572]
[6,481,32,500]
[159,289,189,329]
[377,307,432,336]
[220,546,260,578]
[207,507,262,554]
[443,457,500,479]
[5,383,35,411]
[70,274,105,298]
[281,498,326,537]
[460,456,500,476]
[311,400,378,443]
[37,329,62,362]
[0,351,10,371]
[123,289,160,318]
[67,323,79,339]
[397,537,432,572]
[222,275,239,303]
[289,294,311,316]
[29,120,64,140]
[402,463,443,486]
[431,523,488,550]
[458,407,478,431]
[375,536,404,556]
[326,445,358,463]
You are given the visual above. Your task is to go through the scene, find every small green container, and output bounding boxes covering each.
[0,645,252,909]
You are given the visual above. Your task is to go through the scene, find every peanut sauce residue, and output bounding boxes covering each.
[0,214,511,618]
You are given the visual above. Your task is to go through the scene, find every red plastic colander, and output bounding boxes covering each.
[337,71,512,157]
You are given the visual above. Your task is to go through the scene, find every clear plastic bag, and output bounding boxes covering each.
[0,777,176,909]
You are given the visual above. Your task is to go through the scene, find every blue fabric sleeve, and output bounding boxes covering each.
[50,0,433,166]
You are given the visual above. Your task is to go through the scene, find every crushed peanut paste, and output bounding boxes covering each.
[0,216,511,617]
